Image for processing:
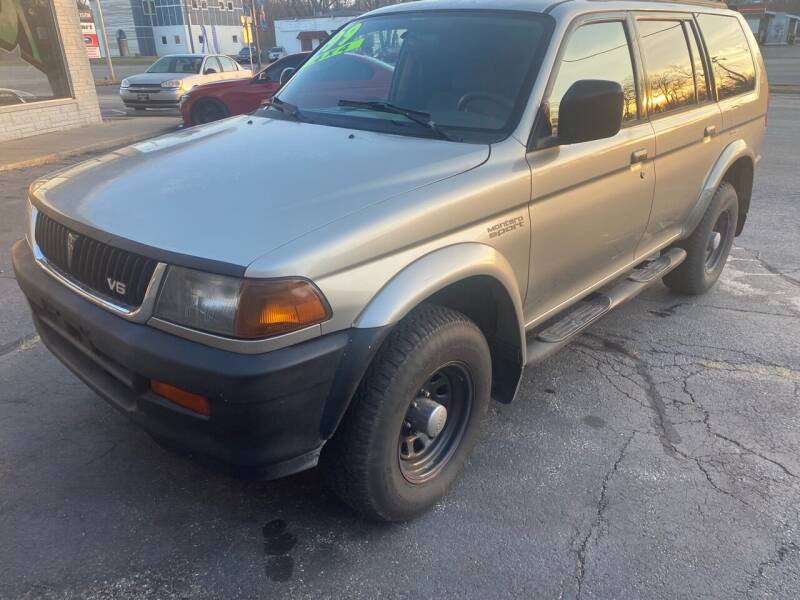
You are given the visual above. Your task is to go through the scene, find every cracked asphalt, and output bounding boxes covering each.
[1,94,798,599]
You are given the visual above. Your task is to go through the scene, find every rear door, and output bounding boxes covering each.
[634,14,723,255]
[695,13,765,155]
[525,14,655,322]
[218,55,246,80]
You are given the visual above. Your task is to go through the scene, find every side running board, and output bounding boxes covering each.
[525,248,687,365]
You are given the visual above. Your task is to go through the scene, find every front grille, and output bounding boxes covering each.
[128,83,162,89]
[35,212,157,308]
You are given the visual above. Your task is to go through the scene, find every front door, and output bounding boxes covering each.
[525,16,655,324]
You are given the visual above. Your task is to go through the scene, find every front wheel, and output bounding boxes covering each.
[322,304,492,521]
[190,99,230,125]
[664,181,739,295]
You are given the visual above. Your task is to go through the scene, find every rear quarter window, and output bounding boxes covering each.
[696,14,756,100]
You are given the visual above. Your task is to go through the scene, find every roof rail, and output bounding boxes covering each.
[585,0,728,8]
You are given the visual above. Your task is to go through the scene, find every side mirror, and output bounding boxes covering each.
[204,68,217,75]
[279,67,296,86]
[557,79,624,145]
[256,71,271,82]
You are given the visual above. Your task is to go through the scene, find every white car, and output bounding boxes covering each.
[267,46,287,61]
[119,54,251,110]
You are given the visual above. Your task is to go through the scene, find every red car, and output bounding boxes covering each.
[180,52,309,126]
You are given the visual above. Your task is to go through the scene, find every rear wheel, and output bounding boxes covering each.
[190,99,230,125]
[664,182,738,295]
[322,304,491,521]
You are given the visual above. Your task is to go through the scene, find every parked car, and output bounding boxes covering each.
[15,0,766,521]
[119,54,251,110]
[181,52,310,126]
[234,46,268,65]
[0,88,36,106]
[267,46,287,61]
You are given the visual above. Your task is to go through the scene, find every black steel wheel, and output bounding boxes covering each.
[190,99,230,125]
[398,363,473,484]
[322,304,492,521]
[664,182,739,295]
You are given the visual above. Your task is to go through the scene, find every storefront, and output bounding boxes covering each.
[0,0,101,142]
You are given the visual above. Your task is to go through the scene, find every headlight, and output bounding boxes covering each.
[26,197,36,249]
[154,266,331,339]
[161,79,182,89]
[120,78,130,89]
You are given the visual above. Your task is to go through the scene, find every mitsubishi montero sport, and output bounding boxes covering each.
[13,0,766,521]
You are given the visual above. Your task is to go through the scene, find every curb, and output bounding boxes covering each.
[0,126,179,173]
[770,84,800,94]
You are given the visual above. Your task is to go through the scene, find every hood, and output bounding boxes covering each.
[126,72,198,85]
[33,115,490,268]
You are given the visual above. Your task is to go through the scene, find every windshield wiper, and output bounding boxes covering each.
[337,100,453,141]
[266,96,301,119]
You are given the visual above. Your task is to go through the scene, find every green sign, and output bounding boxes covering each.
[0,0,43,67]
[306,22,365,65]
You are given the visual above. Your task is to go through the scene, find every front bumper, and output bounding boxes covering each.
[120,87,182,108]
[12,240,384,478]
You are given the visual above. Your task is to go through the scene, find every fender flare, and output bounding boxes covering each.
[319,244,527,439]
[354,243,527,360]
[682,139,755,238]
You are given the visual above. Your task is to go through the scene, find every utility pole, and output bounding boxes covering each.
[92,0,115,81]
[250,0,262,71]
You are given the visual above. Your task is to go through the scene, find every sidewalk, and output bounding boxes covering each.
[0,117,180,173]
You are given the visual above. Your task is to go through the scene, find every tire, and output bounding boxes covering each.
[663,181,739,295]
[322,304,492,521]
[190,99,230,125]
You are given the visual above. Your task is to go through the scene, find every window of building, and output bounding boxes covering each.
[0,0,71,108]
[233,35,238,43]
[638,20,696,115]
[161,36,167,45]
[548,21,638,135]
[697,14,757,100]
[142,0,155,16]
[201,1,208,8]
[191,0,198,8]
[198,35,204,43]
[174,35,181,44]
[227,1,234,9]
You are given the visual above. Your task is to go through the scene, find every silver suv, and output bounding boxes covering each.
[13,0,766,521]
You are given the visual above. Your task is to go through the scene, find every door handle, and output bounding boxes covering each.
[630,149,648,164]
[704,125,717,138]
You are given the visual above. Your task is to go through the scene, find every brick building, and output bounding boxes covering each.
[0,0,101,142]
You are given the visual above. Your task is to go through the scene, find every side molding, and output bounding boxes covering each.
[355,243,527,364]
[683,139,754,238]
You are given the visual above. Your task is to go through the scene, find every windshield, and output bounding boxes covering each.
[147,56,203,74]
[274,11,552,143]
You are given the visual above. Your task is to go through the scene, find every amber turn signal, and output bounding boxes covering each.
[151,380,210,417]
[234,278,331,339]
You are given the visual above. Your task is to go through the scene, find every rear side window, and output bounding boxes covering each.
[548,21,638,135]
[638,20,696,115]
[696,14,756,100]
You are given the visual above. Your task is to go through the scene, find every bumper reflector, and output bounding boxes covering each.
[151,380,210,417]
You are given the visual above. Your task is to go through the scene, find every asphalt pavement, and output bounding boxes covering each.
[0,95,798,599]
